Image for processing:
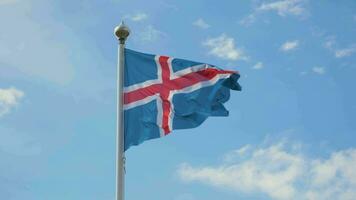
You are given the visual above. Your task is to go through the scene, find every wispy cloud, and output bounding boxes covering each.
[0,127,41,156]
[178,141,356,200]
[257,0,307,17]
[239,14,256,26]
[0,87,24,117]
[193,18,210,29]
[174,193,196,200]
[138,25,165,42]
[280,40,299,52]
[322,36,356,58]
[323,36,336,50]
[203,34,247,61]
[125,12,148,22]
[240,0,308,26]
[0,0,18,6]
[252,62,264,70]
[312,66,325,75]
[0,1,75,85]
[299,71,308,76]
[335,45,356,58]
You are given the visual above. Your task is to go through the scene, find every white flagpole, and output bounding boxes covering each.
[114,22,130,200]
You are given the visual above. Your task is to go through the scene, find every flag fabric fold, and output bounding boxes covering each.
[123,49,241,151]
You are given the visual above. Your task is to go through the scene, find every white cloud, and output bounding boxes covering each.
[257,0,307,17]
[280,40,299,52]
[0,87,24,117]
[312,66,325,75]
[252,62,264,70]
[335,46,356,58]
[203,34,246,61]
[125,12,148,22]
[193,18,210,29]
[306,149,356,200]
[178,142,356,200]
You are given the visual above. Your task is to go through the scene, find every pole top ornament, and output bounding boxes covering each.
[115,21,130,43]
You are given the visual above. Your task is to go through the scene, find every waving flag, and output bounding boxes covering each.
[124,49,241,150]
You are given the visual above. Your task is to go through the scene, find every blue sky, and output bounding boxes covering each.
[1,0,356,199]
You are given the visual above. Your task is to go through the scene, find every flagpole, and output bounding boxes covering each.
[114,22,130,200]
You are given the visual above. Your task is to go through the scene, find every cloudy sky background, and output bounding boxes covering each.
[1,0,356,200]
